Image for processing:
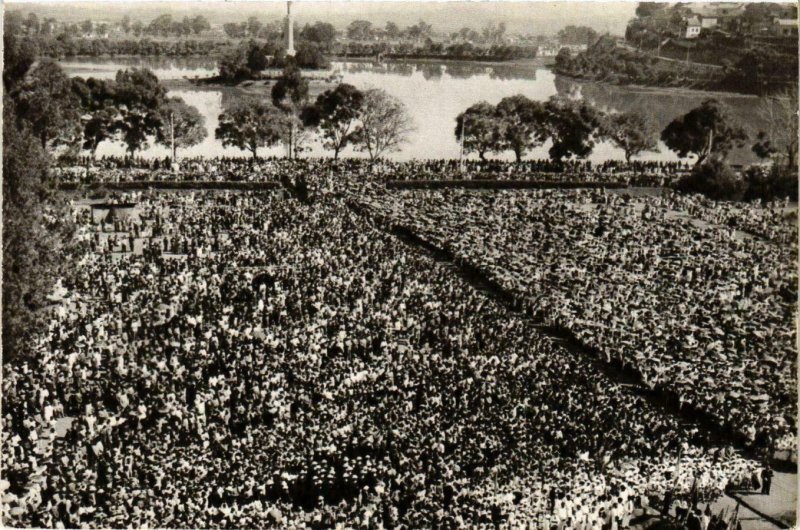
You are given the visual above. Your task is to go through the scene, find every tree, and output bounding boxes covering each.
[3,31,37,91]
[147,14,174,37]
[3,99,77,362]
[294,42,330,70]
[80,19,93,35]
[385,22,400,39]
[352,88,413,161]
[72,76,118,157]
[752,87,798,170]
[661,99,748,165]
[300,21,336,48]
[82,109,117,158]
[601,111,659,162]
[12,59,82,149]
[347,20,373,41]
[218,45,251,82]
[223,22,246,39]
[675,158,745,201]
[245,40,269,73]
[132,20,144,37]
[121,15,131,33]
[407,20,433,42]
[557,25,598,45]
[495,95,547,162]
[302,83,364,160]
[271,62,308,113]
[246,16,263,37]
[179,17,193,37]
[24,13,40,35]
[455,102,502,160]
[635,2,667,18]
[482,21,507,44]
[157,97,207,161]
[458,27,480,42]
[271,64,310,159]
[215,100,284,159]
[111,68,168,155]
[543,96,604,161]
[192,15,211,35]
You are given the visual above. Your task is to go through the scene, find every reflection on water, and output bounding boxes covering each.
[60,57,759,164]
[60,56,219,81]
[336,60,536,81]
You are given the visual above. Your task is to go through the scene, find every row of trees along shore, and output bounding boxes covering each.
[216,65,413,161]
[7,34,797,174]
[456,92,796,200]
[6,10,538,63]
[5,22,797,189]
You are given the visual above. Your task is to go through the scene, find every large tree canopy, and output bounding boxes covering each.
[12,59,82,149]
[752,87,798,170]
[157,96,207,161]
[661,99,747,165]
[215,100,285,159]
[600,111,659,163]
[110,68,168,155]
[3,55,78,361]
[454,101,503,161]
[495,95,548,163]
[352,88,414,161]
[302,83,364,160]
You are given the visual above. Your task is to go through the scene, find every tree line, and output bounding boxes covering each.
[455,92,796,200]
[5,10,538,64]
[457,91,796,169]
[9,58,207,160]
[216,68,413,161]
[217,40,330,82]
[3,31,82,361]
[455,95,659,163]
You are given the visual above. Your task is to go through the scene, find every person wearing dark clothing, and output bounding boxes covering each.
[761,465,773,495]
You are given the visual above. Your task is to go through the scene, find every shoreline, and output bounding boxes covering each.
[553,71,763,99]
[63,54,767,99]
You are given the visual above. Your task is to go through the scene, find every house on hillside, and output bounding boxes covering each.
[683,16,703,38]
[679,2,747,34]
[772,17,798,37]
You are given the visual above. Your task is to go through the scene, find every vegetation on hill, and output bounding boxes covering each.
[555,35,796,95]
[555,0,798,95]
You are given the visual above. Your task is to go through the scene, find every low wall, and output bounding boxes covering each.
[386,179,629,190]
[59,181,281,191]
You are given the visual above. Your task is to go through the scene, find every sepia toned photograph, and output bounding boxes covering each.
[1,0,797,528]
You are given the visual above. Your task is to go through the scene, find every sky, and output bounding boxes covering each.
[5,1,638,36]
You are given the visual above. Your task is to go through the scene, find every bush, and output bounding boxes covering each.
[742,164,799,202]
[675,159,746,201]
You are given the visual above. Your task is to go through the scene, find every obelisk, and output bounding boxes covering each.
[285,1,296,57]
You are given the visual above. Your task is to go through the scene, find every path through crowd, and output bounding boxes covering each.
[345,190,798,530]
[721,471,797,529]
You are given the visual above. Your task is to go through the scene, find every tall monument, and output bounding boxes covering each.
[285,1,296,57]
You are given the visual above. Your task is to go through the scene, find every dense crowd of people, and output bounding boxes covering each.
[354,186,797,456]
[2,187,767,528]
[53,156,690,187]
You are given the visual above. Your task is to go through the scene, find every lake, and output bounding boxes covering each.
[61,56,764,164]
